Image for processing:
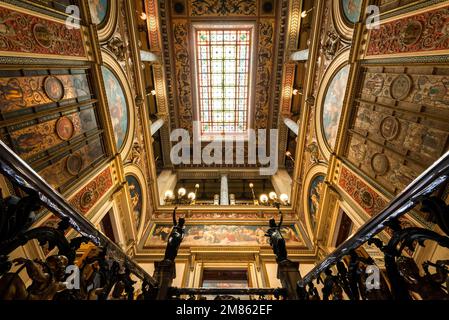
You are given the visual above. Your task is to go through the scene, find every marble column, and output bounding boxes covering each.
[220,174,229,205]
[150,118,165,136]
[283,117,299,136]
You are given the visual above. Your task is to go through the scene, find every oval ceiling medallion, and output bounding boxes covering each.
[380,116,400,141]
[371,153,389,176]
[390,75,412,100]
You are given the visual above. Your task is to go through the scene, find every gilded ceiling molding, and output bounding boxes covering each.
[96,0,118,42]
[301,163,328,244]
[145,0,174,167]
[101,51,135,161]
[0,2,87,60]
[314,49,350,161]
[332,0,356,39]
[124,164,148,242]
[364,1,449,59]
[272,0,295,128]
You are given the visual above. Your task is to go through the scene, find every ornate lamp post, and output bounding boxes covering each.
[259,191,290,209]
[164,184,199,205]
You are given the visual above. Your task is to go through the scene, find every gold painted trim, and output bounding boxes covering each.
[302,163,328,243]
[314,49,351,161]
[123,164,148,242]
[96,0,118,42]
[101,51,136,162]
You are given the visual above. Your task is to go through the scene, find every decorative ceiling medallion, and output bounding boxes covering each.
[371,153,389,175]
[44,76,65,102]
[80,191,96,210]
[380,116,400,141]
[359,189,374,208]
[55,116,74,141]
[399,21,423,46]
[66,154,83,176]
[33,23,53,48]
[350,143,367,162]
[390,75,412,100]
[365,74,384,96]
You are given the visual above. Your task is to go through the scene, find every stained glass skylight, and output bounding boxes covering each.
[195,28,251,135]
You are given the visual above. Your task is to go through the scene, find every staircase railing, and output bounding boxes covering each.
[298,150,449,300]
[0,140,157,288]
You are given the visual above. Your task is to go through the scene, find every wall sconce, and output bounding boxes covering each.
[145,87,157,96]
[285,151,295,163]
[301,8,313,18]
[139,12,147,20]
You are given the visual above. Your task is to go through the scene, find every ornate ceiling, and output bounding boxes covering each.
[145,0,303,168]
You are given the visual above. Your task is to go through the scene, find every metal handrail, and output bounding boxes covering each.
[0,140,157,286]
[300,150,449,285]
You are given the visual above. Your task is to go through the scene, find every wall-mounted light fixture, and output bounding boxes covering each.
[301,8,313,18]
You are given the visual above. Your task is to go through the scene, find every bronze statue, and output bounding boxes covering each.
[397,256,449,300]
[0,255,68,300]
[163,207,185,262]
[265,214,288,262]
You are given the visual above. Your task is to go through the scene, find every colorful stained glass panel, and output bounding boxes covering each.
[195,28,251,134]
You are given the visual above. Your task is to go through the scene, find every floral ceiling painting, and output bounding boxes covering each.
[101,66,128,150]
[322,64,350,150]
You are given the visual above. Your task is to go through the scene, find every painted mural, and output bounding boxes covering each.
[322,65,350,150]
[147,224,303,247]
[101,66,128,150]
[88,0,108,25]
[308,174,325,231]
[126,175,143,229]
[153,211,296,220]
[341,0,363,24]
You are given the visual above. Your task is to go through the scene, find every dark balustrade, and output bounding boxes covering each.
[0,140,157,300]
[1,137,448,300]
[297,150,449,300]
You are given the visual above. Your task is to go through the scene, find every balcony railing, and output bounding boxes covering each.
[0,140,157,300]
[298,150,449,300]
